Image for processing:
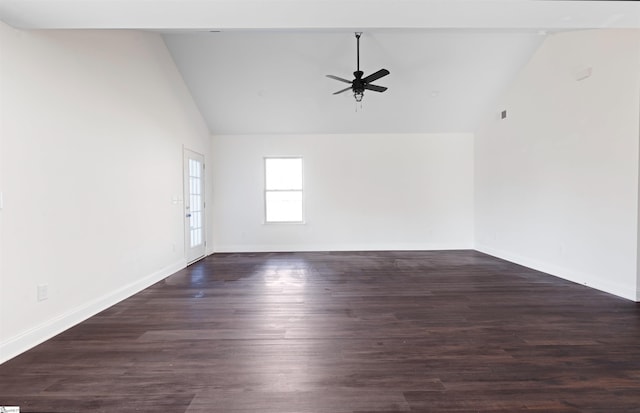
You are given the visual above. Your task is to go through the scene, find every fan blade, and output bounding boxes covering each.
[326,75,352,84]
[364,84,387,93]
[333,86,352,95]
[362,69,389,84]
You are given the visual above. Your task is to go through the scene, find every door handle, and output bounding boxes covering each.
[186,213,192,218]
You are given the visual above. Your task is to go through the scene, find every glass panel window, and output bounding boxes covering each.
[265,158,303,190]
[265,157,303,223]
[189,159,203,246]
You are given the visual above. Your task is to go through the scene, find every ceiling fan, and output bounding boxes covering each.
[327,32,390,102]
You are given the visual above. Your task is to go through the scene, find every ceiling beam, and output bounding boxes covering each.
[0,0,638,30]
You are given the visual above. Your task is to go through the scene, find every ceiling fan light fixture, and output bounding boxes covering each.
[326,32,390,104]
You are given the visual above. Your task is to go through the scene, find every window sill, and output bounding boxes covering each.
[263,221,306,225]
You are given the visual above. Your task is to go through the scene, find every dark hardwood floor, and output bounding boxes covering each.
[1,250,639,412]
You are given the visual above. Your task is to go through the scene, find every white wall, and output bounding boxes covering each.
[475,29,640,301]
[212,133,474,252]
[0,23,212,363]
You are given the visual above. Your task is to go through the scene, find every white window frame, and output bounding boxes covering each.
[264,157,304,224]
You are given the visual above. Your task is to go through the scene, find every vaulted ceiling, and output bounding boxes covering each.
[164,30,544,134]
[1,0,638,134]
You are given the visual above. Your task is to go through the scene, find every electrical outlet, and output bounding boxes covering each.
[37,284,48,301]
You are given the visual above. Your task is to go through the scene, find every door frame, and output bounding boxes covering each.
[183,148,206,264]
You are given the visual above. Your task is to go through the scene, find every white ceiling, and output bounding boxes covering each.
[1,0,638,134]
[164,31,544,134]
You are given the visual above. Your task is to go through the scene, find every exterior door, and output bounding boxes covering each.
[184,149,206,264]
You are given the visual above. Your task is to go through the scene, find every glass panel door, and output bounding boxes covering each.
[184,149,206,263]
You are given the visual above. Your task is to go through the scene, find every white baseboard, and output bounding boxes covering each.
[0,259,186,365]
[213,243,474,253]
[477,244,638,302]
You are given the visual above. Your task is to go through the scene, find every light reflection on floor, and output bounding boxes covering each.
[188,265,207,287]
[258,257,311,289]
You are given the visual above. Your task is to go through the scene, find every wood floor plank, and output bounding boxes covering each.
[186,389,411,413]
[1,250,639,412]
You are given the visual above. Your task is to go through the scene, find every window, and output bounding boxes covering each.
[265,157,303,223]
